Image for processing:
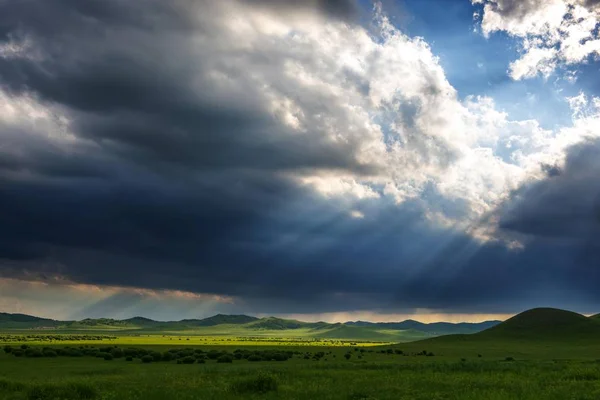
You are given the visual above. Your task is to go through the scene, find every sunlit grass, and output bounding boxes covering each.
[0,334,392,347]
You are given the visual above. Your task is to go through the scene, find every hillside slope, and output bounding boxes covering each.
[0,313,62,329]
[0,311,504,341]
[416,308,600,346]
[346,320,501,335]
[182,314,259,327]
[478,308,599,339]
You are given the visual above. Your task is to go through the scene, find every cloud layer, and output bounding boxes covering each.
[474,0,600,80]
[1,0,599,317]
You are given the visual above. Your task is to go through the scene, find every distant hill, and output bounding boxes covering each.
[0,312,62,329]
[188,314,259,327]
[123,317,159,326]
[0,311,499,341]
[246,317,315,330]
[590,313,600,321]
[346,319,501,335]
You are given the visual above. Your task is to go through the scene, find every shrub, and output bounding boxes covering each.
[196,358,205,364]
[103,353,114,361]
[207,350,222,360]
[217,354,234,363]
[12,349,24,357]
[3,345,13,354]
[271,353,288,362]
[43,350,58,358]
[195,354,207,361]
[230,373,278,394]
[179,356,195,364]
[67,350,83,357]
[123,348,138,357]
[141,355,153,363]
[344,353,352,360]
[25,348,43,358]
[505,357,515,362]
[135,349,149,358]
[110,348,123,358]
[248,355,262,362]
[125,356,133,361]
[162,352,174,362]
[394,350,403,355]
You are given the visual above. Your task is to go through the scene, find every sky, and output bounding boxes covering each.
[0,0,600,323]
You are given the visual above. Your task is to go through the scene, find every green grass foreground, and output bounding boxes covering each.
[1,309,600,399]
[1,339,600,400]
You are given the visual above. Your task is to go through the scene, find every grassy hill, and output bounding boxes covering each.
[476,308,600,340]
[393,308,600,359]
[181,314,259,327]
[346,319,501,335]
[246,317,307,330]
[0,312,497,341]
[3,308,598,343]
[407,308,600,352]
[0,313,62,329]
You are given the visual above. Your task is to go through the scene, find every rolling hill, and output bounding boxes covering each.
[180,314,259,327]
[0,312,499,341]
[346,319,501,335]
[393,308,600,360]
[476,308,600,340]
[245,317,308,330]
[0,313,63,329]
[413,308,600,348]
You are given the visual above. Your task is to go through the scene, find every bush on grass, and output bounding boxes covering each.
[229,373,278,394]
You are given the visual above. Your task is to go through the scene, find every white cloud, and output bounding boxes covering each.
[4,0,600,246]
[474,0,600,80]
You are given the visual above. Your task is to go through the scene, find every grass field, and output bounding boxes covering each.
[1,309,599,399]
[1,335,600,399]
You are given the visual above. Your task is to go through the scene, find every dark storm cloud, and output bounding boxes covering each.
[582,0,600,8]
[0,0,380,312]
[499,138,600,241]
[0,0,599,316]
[0,0,371,175]
[478,0,550,21]
[239,0,359,20]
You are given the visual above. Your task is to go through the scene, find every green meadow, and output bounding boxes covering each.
[0,308,599,399]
